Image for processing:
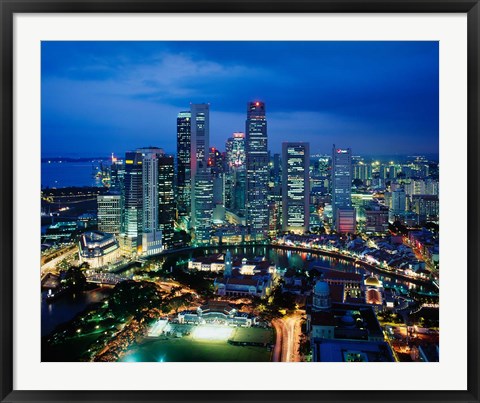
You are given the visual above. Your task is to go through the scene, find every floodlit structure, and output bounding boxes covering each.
[78,231,121,269]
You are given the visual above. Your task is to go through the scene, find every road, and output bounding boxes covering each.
[272,313,302,362]
[41,245,78,276]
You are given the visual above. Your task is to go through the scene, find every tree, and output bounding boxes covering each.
[109,280,163,318]
[60,266,86,291]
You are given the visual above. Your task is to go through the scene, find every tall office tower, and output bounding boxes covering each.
[390,188,407,222]
[190,103,210,178]
[282,142,310,234]
[331,145,353,231]
[193,160,213,245]
[209,147,224,174]
[97,192,123,235]
[225,132,246,213]
[232,168,246,215]
[140,147,164,256]
[123,150,143,252]
[158,155,175,250]
[176,111,191,219]
[245,101,269,241]
[110,155,125,192]
[225,132,246,168]
[190,103,210,230]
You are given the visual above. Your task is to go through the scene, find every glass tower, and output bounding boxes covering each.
[331,144,353,231]
[282,142,310,234]
[123,150,143,250]
[158,155,175,249]
[190,103,212,243]
[245,101,269,241]
[176,111,191,219]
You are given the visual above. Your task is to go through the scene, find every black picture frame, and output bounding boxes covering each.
[1,1,479,402]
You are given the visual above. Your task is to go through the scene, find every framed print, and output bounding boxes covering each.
[1,1,479,402]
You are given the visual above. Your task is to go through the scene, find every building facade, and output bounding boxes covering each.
[139,147,164,256]
[331,145,353,231]
[282,142,310,234]
[190,104,210,234]
[97,193,123,235]
[176,111,191,220]
[158,155,175,249]
[245,101,269,241]
[123,150,143,252]
[193,160,213,244]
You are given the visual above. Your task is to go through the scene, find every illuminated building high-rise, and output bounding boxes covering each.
[225,132,246,214]
[176,111,191,219]
[282,142,310,234]
[123,150,143,252]
[226,132,246,168]
[110,154,125,192]
[190,104,210,179]
[331,145,353,232]
[389,188,407,222]
[190,103,210,233]
[245,101,269,241]
[140,147,164,256]
[158,155,175,249]
[97,192,123,235]
[193,160,213,244]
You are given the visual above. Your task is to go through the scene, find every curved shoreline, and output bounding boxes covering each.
[144,242,434,288]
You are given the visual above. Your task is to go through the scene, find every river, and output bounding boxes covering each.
[41,288,111,337]
[42,245,435,337]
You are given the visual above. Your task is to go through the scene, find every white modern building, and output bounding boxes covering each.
[78,231,121,269]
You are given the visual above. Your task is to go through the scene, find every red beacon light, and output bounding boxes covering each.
[255,102,260,106]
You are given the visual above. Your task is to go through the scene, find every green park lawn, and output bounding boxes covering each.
[120,334,272,362]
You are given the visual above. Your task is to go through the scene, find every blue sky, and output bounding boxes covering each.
[41,41,439,157]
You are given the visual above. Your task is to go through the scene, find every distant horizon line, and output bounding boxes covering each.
[41,151,440,161]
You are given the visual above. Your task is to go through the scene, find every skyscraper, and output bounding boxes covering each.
[97,192,123,235]
[245,101,269,241]
[186,104,213,243]
[390,188,407,222]
[225,132,246,168]
[225,132,246,214]
[123,150,143,252]
[190,104,210,180]
[282,142,310,234]
[139,147,164,256]
[193,160,214,244]
[190,104,210,234]
[176,111,191,220]
[158,155,175,250]
[331,145,353,232]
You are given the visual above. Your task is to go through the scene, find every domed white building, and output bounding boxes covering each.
[313,280,332,311]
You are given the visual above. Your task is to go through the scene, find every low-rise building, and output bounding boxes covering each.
[178,301,255,327]
[78,231,121,269]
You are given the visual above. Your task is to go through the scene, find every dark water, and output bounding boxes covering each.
[41,161,105,188]
[41,245,435,337]
[41,288,110,337]
[146,245,435,293]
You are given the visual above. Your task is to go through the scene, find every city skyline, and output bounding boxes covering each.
[40,41,440,364]
[42,41,439,157]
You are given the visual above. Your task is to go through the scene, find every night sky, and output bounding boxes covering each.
[41,41,439,157]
